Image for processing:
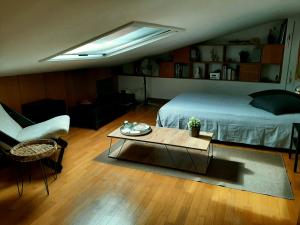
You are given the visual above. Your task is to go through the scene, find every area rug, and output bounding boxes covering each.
[95,140,294,199]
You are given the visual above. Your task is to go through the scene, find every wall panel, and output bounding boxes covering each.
[19,74,46,104]
[0,76,21,111]
[44,72,67,100]
[0,67,112,111]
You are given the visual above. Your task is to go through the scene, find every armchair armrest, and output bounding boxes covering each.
[0,130,19,147]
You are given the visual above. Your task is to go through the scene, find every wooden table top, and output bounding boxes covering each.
[108,126,213,151]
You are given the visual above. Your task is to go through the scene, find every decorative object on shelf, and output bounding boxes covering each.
[239,50,249,62]
[175,63,182,78]
[190,46,200,61]
[251,46,261,62]
[267,27,277,44]
[193,66,202,78]
[140,58,152,76]
[140,58,160,77]
[120,121,152,136]
[210,48,219,61]
[175,63,189,78]
[210,72,221,80]
[188,117,201,137]
[149,59,160,77]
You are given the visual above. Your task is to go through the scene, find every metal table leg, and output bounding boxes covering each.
[163,145,177,168]
[294,138,299,172]
[40,160,49,195]
[116,139,127,158]
[108,138,113,156]
[290,124,295,159]
[186,148,199,173]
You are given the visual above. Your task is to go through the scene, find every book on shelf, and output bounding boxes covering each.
[182,65,189,78]
[222,65,227,80]
[175,64,181,78]
[227,68,232,80]
[226,67,236,81]
[232,70,236,81]
[175,63,189,78]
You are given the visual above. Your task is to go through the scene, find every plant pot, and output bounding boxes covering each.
[189,126,200,137]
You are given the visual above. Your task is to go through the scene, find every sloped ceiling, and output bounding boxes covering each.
[1,0,300,77]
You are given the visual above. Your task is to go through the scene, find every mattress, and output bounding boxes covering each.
[156,92,300,149]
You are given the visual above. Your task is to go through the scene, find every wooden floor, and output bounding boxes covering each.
[1,105,300,225]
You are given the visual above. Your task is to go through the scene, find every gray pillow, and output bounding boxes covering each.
[250,94,300,115]
[249,89,300,99]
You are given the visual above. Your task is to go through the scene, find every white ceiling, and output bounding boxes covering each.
[1,0,300,77]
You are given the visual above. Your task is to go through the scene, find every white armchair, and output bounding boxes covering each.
[0,103,70,172]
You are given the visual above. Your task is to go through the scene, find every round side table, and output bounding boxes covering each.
[10,139,57,196]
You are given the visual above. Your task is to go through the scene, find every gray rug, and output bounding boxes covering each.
[95,140,294,199]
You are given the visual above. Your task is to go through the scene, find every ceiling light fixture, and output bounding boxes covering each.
[42,21,184,62]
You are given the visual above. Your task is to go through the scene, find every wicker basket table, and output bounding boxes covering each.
[10,139,57,196]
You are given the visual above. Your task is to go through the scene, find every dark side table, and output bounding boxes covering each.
[289,123,300,172]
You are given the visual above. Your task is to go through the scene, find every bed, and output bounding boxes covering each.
[156,92,300,149]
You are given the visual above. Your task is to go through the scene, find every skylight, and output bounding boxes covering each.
[45,22,184,61]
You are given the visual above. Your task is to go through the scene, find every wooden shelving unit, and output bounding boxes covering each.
[158,44,284,83]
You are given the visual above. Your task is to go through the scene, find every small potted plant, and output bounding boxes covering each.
[188,117,201,137]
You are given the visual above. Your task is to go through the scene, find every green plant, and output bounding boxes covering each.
[188,117,201,128]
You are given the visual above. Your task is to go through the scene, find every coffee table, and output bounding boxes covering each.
[107,126,214,174]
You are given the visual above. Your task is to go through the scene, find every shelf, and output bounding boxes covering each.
[191,61,223,64]
[224,61,260,64]
[261,62,282,65]
[118,74,281,84]
[119,74,159,78]
[201,43,263,46]
[121,43,284,84]
[191,61,262,64]
[226,43,263,46]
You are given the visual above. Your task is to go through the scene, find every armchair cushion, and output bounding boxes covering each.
[0,104,70,142]
[17,115,70,142]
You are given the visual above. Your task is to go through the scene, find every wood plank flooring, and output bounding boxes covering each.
[0,105,300,225]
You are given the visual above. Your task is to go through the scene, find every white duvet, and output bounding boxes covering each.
[156,92,300,149]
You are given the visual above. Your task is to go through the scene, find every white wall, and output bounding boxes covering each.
[285,15,300,91]
[118,19,295,101]
[118,75,285,101]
